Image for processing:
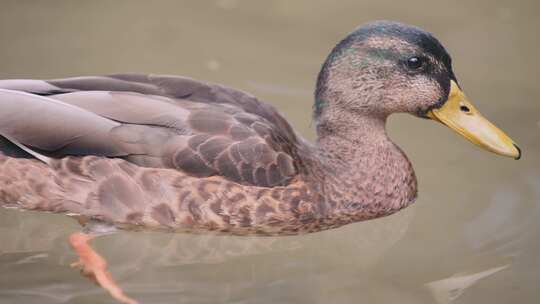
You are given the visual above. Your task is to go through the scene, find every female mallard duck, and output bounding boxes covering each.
[0,21,519,303]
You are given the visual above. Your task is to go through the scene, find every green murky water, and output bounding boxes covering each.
[0,1,539,303]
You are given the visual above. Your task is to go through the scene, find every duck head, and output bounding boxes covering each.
[315,20,520,159]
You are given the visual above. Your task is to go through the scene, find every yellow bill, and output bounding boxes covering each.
[427,80,521,159]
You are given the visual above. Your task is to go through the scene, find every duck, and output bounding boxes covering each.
[0,21,520,304]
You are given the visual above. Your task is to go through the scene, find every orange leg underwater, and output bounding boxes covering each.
[69,232,139,304]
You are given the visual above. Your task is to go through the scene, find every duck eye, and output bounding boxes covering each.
[406,56,424,70]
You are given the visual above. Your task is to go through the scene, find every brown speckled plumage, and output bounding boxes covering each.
[0,21,460,235]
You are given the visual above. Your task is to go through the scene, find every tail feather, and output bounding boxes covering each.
[0,133,52,164]
[0,135,33,158]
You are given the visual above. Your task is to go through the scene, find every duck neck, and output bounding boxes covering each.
[316,110,389,158]
[310,110,418,221]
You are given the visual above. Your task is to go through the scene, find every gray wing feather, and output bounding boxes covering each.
[52,91,191,131]
[0,74,300,187]
[0,89,125,156]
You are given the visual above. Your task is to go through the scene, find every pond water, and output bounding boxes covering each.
[1,1,539,303]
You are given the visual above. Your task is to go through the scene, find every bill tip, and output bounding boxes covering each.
[513,144,521,160]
